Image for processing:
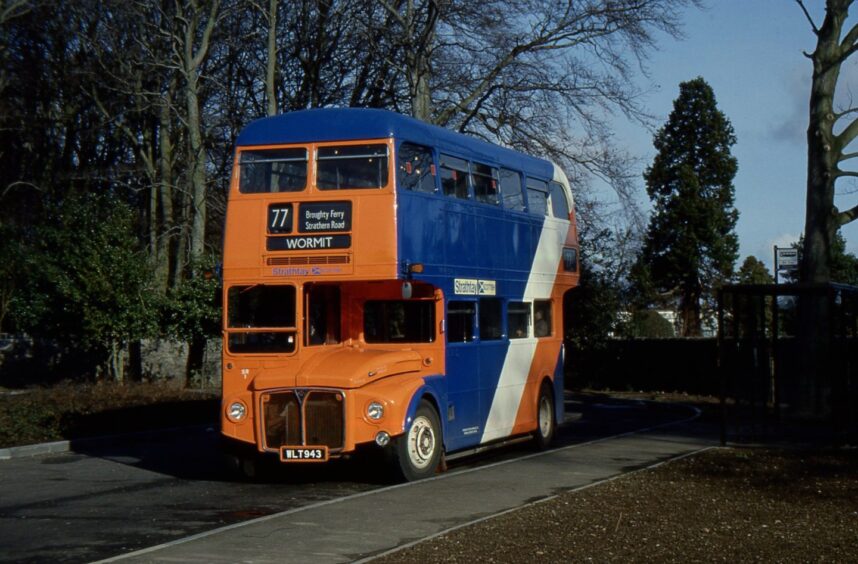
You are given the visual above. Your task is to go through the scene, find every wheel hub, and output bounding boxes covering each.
[408,416,436,469]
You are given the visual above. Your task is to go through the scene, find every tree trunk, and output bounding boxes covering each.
[156,84,175,293]
[265,0,277,116]
[109,340,127,383]
[802,1,848,284]
[797,2,848,418]
[180,0,219,267]
[186,81,207,263]
[185,334,207,387]
[680,281,702,337]
[410,60,432,121]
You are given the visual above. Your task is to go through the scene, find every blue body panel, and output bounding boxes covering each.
[237,108,554,181]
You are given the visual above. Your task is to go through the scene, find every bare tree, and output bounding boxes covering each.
[377,0,440,120]
[365,0,695,209]
[797,0,858,283]
[177,0,220,264]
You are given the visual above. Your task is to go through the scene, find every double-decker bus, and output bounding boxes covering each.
[221,108,579,480]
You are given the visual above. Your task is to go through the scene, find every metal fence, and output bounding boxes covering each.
[717,283,858,445]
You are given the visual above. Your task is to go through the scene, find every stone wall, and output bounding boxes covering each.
[140,338,222,386]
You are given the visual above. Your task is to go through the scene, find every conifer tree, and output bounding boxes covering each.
[634,77,739,336]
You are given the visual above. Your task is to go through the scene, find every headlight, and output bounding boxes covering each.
[366,401,384,421]
[227,401,247,422]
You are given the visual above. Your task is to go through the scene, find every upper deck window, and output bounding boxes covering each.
[398,143,436,193]
[239,148,307,193]
[317,144,389,190]
[549,181,570,219]
[472,163,499,205]
[526,178,549,216]
[499,169,525,211]
[440,154,470,199]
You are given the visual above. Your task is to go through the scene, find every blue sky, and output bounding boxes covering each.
[611,0,858,271]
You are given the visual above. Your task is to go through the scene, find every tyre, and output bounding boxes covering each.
[220,436,266,481]
[224,453,259,479]
[391,400,442,481]
[533,381,556,450]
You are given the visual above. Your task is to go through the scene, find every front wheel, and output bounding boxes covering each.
[533,381,556,450]
[391,400,442,482]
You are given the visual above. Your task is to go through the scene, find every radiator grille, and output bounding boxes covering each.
[267,255,350,266]
[261,390,345,452]
[262,393,301,448]
[305,393,345,447]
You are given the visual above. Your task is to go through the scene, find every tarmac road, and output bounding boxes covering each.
[0,394,714,563]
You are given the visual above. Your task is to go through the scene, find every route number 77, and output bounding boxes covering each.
[268,204,293,233]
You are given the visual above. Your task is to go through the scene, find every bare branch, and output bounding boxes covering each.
[837,202,858,225]
[836,115,858,149]
[0,0,30,25]
[796,0,820,35]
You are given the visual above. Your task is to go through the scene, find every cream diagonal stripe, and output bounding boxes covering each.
[480,214,568,443]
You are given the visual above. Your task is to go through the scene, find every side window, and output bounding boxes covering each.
[447,301,475,343]
[526,178,549,215]
[549,181,570,219]
[479,298,503,340]
[508,302,530,339]
[563,247,579,272]
[440,154,470,199]
[499,169,525,211]
[398,143,436,193]
[472,163,499,205]
[534,300,552,338]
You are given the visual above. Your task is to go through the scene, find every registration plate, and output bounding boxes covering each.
[280,446,329,462]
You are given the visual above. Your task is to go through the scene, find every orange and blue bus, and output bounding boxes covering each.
[221,108,579,480]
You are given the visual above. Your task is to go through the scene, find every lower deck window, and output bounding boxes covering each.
[447,301,475,343]
[479,299,503,340]
[508,302,530,339]
[364,300,435,343]
[534,300,552,337]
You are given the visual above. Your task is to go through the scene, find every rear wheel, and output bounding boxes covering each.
[533,381,556,449]
[391,400,442,481]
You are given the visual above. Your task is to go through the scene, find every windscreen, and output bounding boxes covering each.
[317,144,389,190]
[227,285,297,353]
[239,148,307,193]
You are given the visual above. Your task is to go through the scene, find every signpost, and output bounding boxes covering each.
[773,246,799,284]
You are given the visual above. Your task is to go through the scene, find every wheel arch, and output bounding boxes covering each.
[403,375,446,449]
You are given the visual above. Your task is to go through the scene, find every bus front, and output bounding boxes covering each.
[220,115,444,476]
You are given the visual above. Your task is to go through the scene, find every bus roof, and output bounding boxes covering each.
[236,108,555,180]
